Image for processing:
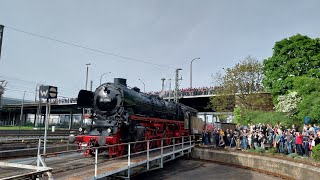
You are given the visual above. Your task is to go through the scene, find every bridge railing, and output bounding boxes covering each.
[91,136,194,179]
[0,139,53,180]
[158,90,216,99]
[37,135,195,179]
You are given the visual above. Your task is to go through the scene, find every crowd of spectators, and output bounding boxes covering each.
[202,123,320,157]
[148,86,217,97]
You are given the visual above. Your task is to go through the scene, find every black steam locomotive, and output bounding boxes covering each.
[72,78,197,157]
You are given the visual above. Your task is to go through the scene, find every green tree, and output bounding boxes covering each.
[292,76,320,97]
[292,76,320,123]
[210,56,270,113]
[233,107,293,126]
[263,34,320,98]
[297,92,320,124]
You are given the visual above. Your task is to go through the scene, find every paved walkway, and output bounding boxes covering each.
[132,159,280,180]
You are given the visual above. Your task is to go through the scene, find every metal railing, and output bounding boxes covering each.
[0,136,68,142]
[161,90,216,98]
[0,138,76,158]
[89,136,194,179]
[0,139,53,180]
[36,135,194,179]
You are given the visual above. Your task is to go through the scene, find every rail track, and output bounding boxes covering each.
[0,129,76,136]
[0,129,78,160]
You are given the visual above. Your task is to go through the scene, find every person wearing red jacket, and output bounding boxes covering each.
[295,132,303,156]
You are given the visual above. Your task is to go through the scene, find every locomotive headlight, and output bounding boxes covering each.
[79,127,82,132]
[107,128,112,133]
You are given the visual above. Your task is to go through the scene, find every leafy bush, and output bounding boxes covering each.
[255,147,265,154]
[233,108,295,126]
[288,153,298,159]
[247,148,256,153]
[248,147,266,154]
[312,144,320,161]
[267,147,277,155]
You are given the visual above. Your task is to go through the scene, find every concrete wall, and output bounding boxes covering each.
[192,148,320,180]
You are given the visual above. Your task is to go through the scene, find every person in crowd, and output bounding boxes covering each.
[229,129,236,148]
[247,131,253,149]
[292,132,297,154]
[202,129,206,146]
[219,136,226,147]
[308,125,315,135]
[302,129,309,137]
[303,136,310,157]
[268,130,274,147]
[241,129,248,150]
[219,129,225,147]
[226,129,231,146]
[313,124,319,133]
[295,132,303,156]
[200,123,319,158]
[215,129,220,147]
[275,131,281,153]
[208,130,212,144]
[211,129,217,146]
[253,131,259,149]
[286,131,293,154]
[310,135,315,157]
[204,130,209,145]
[279,131,285,153]
[292,124,297,132]
[315,131,320,146]
[234,129,240,150]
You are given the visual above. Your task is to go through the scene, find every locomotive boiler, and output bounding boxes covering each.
[70,78,197,157]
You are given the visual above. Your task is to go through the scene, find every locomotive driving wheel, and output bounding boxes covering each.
[108,143,125,158]
[132,142,144,153]
[164,126,173,145]
[115,144,125,157]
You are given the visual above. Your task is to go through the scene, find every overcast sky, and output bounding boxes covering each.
[0,0,320,100]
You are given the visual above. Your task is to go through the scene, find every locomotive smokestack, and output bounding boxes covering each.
[114,78,127,87]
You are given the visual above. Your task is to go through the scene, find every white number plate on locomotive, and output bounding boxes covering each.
[100,97,111,102]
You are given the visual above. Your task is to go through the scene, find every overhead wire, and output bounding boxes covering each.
[4,88,33,94]
[2,25,180,95]
[5,26,175,69]
[0,75,79,94]
[0,75,45,85]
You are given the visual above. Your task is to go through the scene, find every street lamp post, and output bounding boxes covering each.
[138,79,145,92]
[85,63,91,90]
[190,57,200,88]
[174,68,182,102]
[83,63,91,127]
[18,91,26,138]
[168,79,172,101]
[100,72,111,85]
[161,78,166,91]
